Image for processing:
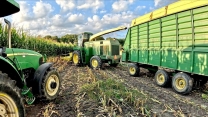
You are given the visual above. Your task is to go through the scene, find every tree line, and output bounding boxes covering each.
[43,34,125,46]
[43,34,78,44]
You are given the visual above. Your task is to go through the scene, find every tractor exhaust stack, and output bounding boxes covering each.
[4,19,11,48]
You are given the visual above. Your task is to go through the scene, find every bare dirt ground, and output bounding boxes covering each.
[25,59,208,117]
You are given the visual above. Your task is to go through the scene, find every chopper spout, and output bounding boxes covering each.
[89,26,127,41]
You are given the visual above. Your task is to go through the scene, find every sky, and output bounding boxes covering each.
[1,0,178,38]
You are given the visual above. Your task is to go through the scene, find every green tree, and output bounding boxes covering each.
[51,36,59,41]
[60,34,78,44]
[44,35,52,39]
[117,39,125,46]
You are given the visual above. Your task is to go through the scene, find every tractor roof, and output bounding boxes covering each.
[0,0,20,17]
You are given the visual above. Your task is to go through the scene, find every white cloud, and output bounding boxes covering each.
[154,0,178,7]
[51,14,66,27]
[9,1,55,35]
[136,6,146,11]
[77,0,104,13]
[55,0,75,11]
[81,11,135,34]
[100,10,106,14]
[112,0,135,12]
[129,0,134,4]
[11,1,33,23]
[33,1,53,18]
[3,0,148,38]
[68,14,85,23]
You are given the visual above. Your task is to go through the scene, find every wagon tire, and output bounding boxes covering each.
[154,70,170,87]
[172,72,193,95]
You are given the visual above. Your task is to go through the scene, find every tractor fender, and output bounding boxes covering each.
[0,56,24,88]
[33,62,53,95]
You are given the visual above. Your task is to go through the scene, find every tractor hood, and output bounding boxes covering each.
[6,48,42,57]
[5,48,44,70]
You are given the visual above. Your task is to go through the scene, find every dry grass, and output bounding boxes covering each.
[78,67,150,116]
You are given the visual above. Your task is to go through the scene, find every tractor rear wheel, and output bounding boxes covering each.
[172,72,194,95]
[90,56,102,69]
[72,51,82,66]
[128,63,140,76]
[154,70,170,87]
[0,71,25,117]
[42,69,61,100]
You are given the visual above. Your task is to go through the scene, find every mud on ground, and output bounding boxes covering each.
[26,59,208,117]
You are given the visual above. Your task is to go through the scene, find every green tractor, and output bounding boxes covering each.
[72,26,127,69]
[0,1,61,116]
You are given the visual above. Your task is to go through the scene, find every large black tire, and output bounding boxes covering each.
[72,51,82,66]
[172,72,194,95]
[0,71,25,117]
[42,69,61,100]
[90,56,102,69]
[154,70,170,87]
[128,63,140,76]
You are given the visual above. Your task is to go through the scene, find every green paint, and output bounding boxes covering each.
[75,32,121,65]
[6,48,42,70]
[123,5,208,77]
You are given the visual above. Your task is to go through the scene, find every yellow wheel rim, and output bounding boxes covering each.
[46,75,60,96]
[73,54,79,64]
[175,78,186,90]
[157,73,165,84]
[0,93,19,117]
[92,59,98,68]
[129,67,136,75]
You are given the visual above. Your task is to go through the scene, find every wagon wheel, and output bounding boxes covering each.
[154,70,170,87]
[128,63,140,76]
[0,71,25,117]
[90,56,102,69]
[72,51,82,66]
[172,72,194,95]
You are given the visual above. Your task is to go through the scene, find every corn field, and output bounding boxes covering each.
[0,23,74,56]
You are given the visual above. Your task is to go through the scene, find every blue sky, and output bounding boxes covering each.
[1,0,178,38]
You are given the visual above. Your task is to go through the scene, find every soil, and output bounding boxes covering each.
[25,60,208,117]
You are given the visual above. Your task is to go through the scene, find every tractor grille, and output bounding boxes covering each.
[112,45,119,55]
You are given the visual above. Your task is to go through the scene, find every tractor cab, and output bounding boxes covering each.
[78,32,93,47]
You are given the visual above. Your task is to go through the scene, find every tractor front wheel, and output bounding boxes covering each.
[0,71,25,117]
[42,69,61,100]
[72,51,82,66]
[90,56,102,69]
